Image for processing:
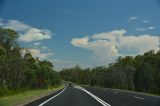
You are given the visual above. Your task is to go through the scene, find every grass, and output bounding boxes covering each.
[0,85,64,106]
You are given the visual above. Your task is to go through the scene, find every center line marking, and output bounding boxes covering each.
[74,86,111,106]
[134,96,145,100]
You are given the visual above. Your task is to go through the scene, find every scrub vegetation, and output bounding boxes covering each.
[60,50,160,95]
[0,28,61,97]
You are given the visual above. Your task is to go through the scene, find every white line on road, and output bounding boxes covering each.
[134,96,145,100]
[38,88,66,106]
[74,86,111,106]
[113,92,118,94]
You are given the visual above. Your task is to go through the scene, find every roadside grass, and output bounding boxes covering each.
[0,85,64,106]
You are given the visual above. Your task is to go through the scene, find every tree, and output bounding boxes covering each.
[0,28,61,93]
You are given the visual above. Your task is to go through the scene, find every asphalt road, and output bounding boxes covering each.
[84,86,160,106]
[26,86,160,106]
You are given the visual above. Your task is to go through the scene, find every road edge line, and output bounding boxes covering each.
[38,87,66,106]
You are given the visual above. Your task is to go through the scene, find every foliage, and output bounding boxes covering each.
[0,28,61,96]
[60,51,160,95]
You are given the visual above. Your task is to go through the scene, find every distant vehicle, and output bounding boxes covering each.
[68,82,72,86]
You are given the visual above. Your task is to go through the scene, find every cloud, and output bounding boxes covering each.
[71,29,159,64]
[117,35,158,55]
[19,28,52,42]
[148,26,155,30]
[92,29,126,40]
[0,18,53,42]
[143,20,149,23]
[71,37,89,48]
[21,48,54,60]
[129,16,138,21]
[1,18,55,65]
[3,20,31,31]
[135,26,155,31]
[51,59,78,71]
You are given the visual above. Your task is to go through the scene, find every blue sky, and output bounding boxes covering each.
[0,0,160,70]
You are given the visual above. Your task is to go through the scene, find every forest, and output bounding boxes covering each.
[60,50,160,95]
[0,28,61,96]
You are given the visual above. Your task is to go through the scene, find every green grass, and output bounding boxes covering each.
[0,86,63,106]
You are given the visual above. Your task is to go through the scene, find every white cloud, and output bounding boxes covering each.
[148,26,155,30]
[117,35,158,55]
[0,18,53,42]
[1,18,55,65]
[129,16,138,21]
[92,29,126,40]
[19,28,52,42]
[143,20,149,23]
[22,48,54,60]
[71,29,159,64]
[3,20,31,31]
[71,37,89,48]
[51,59,77,71]
[135,26,155,31]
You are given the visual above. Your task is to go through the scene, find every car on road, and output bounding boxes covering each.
[68,82,72,86]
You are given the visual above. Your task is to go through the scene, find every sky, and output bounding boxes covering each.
[0,0,160,70]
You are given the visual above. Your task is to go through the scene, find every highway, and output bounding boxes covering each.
[26,85,160,106]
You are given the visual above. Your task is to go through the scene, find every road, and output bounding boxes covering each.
[26,86,160,106]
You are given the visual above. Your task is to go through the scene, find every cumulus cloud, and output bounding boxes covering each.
[92,29,126,40]
[117,35,158,55]
[0,18,53,42]
[19,28,52,42]
[1,18,55,65]
[71,37,89,48]
[71,29,159,64]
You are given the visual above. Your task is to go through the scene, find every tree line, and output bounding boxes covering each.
[60,50,160,95]
[0,28,61,96]
[1,27,160,96]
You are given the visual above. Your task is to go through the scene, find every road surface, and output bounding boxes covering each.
[25,86,160,106]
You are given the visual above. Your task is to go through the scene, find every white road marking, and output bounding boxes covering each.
[134,96,145,100]
[113,92,118,94]
[38,88,66,106]
[74,86,111,106]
